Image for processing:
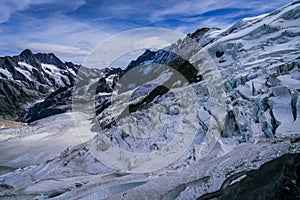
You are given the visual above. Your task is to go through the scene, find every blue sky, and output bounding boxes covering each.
[0,0,292,63]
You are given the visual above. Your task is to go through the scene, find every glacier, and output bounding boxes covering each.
[0,1,300,199]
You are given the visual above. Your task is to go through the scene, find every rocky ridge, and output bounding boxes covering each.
[0,49,79,120]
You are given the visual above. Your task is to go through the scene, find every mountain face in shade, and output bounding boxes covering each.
[0,49,79,120]
[22,66,103,123]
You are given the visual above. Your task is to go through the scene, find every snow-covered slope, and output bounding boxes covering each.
[200,1,300,138]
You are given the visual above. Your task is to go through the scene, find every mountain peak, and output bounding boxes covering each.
[35,52,66,69]
[19,49,33,58]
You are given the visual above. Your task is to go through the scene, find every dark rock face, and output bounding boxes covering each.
[0,49,79,120]
[125,49,200,83]
[187,28,211,42]
[22,87,73,123]
[21,65,103,123]
[197,153,300,200]
[216,50,224,58]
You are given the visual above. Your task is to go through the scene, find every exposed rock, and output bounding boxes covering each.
[0,49,80,120]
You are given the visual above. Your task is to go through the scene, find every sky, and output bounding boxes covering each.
[0,0,292,64]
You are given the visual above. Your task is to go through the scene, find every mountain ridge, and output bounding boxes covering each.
[0,49,80,120]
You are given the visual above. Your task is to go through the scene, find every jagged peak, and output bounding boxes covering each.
[16,49,66,69]
[35,52,65,69]
[19,49,34,58]
[188,27,210,39]
[188,27,220,41]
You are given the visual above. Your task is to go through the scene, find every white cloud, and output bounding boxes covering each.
[134,36,175,49]
[19,43,90,55]
[83,27,185,69]
[0,11,110,63]
[0,0,85,23]
[176,1,287,16]
[150,0,290,30]
[0,0,30,23]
